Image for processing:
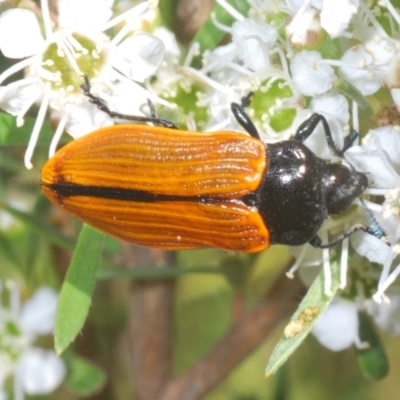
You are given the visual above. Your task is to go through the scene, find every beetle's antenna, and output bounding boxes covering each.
[80,75,179,129]
[358,197,390,245]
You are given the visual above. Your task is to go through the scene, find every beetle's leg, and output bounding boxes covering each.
[231,92,260,140]
[294,113,358,158]
[147,99,157,118]
[310,199,390,249]
[81,76,178,129]
[308,222,389,248]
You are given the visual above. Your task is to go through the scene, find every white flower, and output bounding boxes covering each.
[313,288,400,351]
[313,298,360,351]
[338,45,383,96]
[0,283,65,399]
[286,0,320,45]
[0,0,166,169]
[290,51,337,96]
[231,18,278,71]
[319,0,359,38]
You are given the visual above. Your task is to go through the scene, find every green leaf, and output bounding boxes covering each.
[158,0,177,30]
[357,311,389,380]
[55,225,105,354]
[0,113,53,146]
[64,352,107,396]
[265,261,341,377]
[333,80,374,114]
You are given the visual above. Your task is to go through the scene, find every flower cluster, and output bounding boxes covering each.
[189,0,400,352]
[0,0,169,169]
[0,283,64,399]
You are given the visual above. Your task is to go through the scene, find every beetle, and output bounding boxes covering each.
[40,78,387,252]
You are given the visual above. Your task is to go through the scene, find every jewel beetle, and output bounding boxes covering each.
[40,78,387,252]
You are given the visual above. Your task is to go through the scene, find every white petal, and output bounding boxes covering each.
[57,0,113,30]
[154,27,181,58]
[320,0,358,38]
[346,127,400,188]
[392,88,400,109]
[20,287,58,336]
[290,50,337,96]
[65,103,113,138]
[367,291,400,335]
[0,9,45,58]
[310,90,349,126]
[19,349,66,395]
[301,113,344,161]
[354,26,394,66]
[350,229,393,265]
[113,32,165,82]
[338,45,382,95]
[232,18,278,70]
[109,81,149,115]
[0,79,42,116]
[312,299,358,351]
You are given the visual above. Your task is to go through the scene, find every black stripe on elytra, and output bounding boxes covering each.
[41,182,259,204]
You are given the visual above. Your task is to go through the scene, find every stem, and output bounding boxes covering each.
[127,246,175,400]
[159,271,305,400]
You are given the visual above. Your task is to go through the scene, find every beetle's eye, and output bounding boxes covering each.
[322,164,368,215]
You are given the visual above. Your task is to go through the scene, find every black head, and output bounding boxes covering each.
[322,164,368,216]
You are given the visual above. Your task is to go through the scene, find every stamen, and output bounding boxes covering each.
[374,252,397,301]
[57,37,83,74]
[49,111,70,157]
[183,42,200,67]
[384,0,400,26]
[24,86,50,169]
[211,12,233,33]
[181,67,235,96]
[0,56,37,85]
[352,101,359,133]
[202,58,251,76]
[111,70,175,108]
[286,244,308,278]
[340,226,350,289]
[16,88,40,127]
[109,2,157,46]
[271,47,291,79]
[322,231,333,296]
[65,35,88,56]
[286,0,313,36]
[40,0,53,40]
[359,1,388,37]
[215,0,245,21]
[246,34,272,69]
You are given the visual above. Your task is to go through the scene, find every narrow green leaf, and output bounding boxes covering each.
[265,261,340,377]
[64,352,107,396]
[55,225,105,355]
[357,311,389,379]
[333,80,374,114]
[0,200,75,250]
